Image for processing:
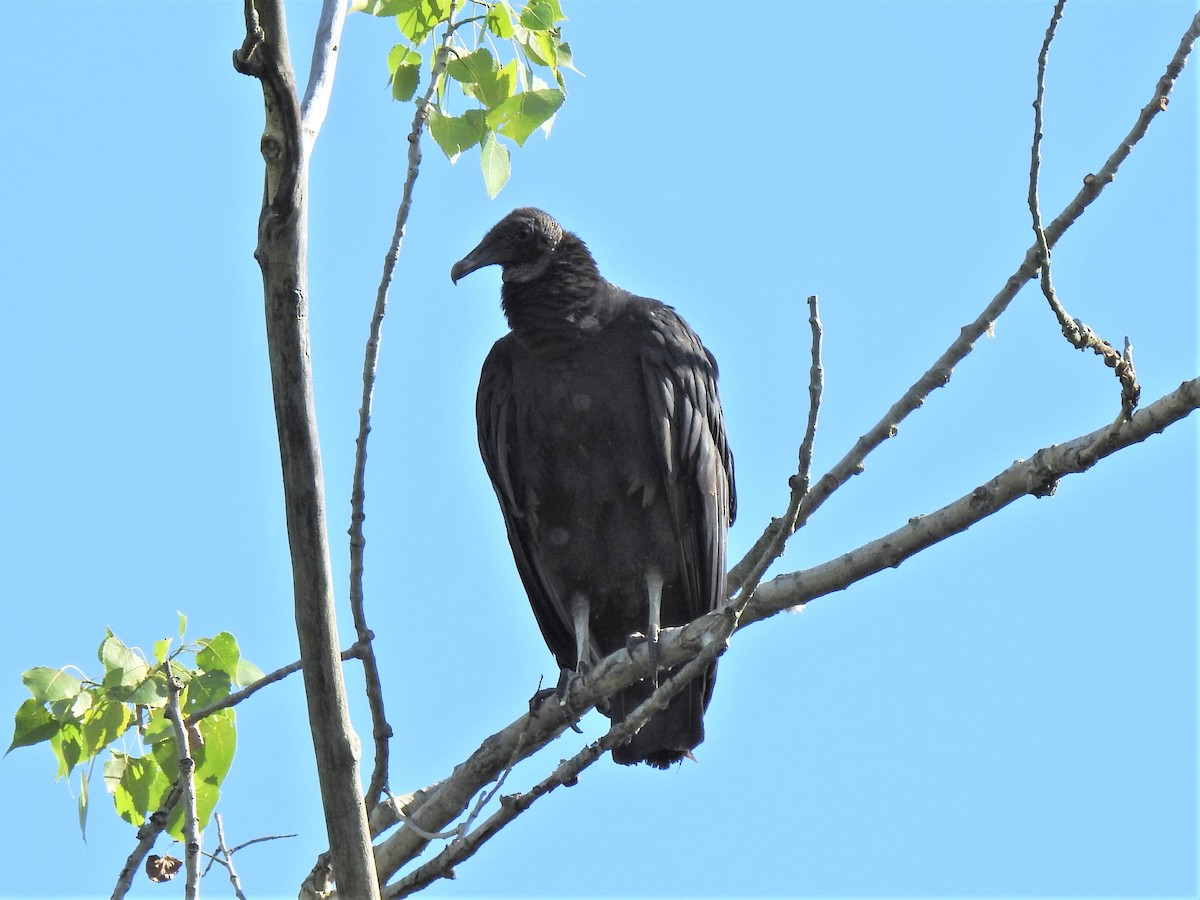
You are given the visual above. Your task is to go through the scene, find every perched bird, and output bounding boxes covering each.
[451,208,736,768]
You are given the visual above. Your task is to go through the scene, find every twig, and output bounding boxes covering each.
[728,294,824,603]
[163,665,201,899]
[1029,0,1141,420]
[187,642,362,725]
[213,814,248,900]
[349,0,462,815]
[110,778,185,900]
[728,8,1199,596]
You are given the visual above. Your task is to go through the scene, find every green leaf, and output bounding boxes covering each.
[178,611,187,643]
[22,666,83,704]
[486,1,515,38]
[113,753,170,827]
[155,709,236,838]
[388,45,423,102]
[234,657,265,688]
[8,698,60,753]
[99,634,150,689]
[78,766,90,841]
[482,59,519,110]
[50,721,84,779]
[480,131,511,198]
[79,699,133,760]
[387,43,420,73]
[393,63,420,101]
[143,708,174,745]
[394,0,450,45]
[49,687,92,722]
[196,632,240,679]
[485,88,564,146]
[448,49,518,111]
[103,751,128,795]
[446,47,496,84]
[152,638,172,664]
[184,669,232,715]
[116,672,169,706]
[353,0,412,14]
[530,29,560,68]
[429,107,487,161]
[519,0,564,31]
[557,40,580,75]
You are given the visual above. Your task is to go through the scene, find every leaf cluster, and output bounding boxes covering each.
[360,0,576,196]
[7,614,263,842]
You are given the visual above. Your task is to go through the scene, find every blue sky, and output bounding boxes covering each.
[0,2,1195,898]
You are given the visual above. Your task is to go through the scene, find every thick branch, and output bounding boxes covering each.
[234,1,378,896]
[383,621,732,898]
[371,607,728,881]
[745,377,1200,622]
[372,376,1197,887]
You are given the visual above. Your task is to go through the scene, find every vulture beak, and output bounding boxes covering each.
[450,242,498,284]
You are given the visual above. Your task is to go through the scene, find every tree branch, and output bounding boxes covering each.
[365,374,1197,890]
[213,813,249,900]
[348,0,461,815]
[188,641,370,726]
[234,1,378,895]
[1029,0,1141,419]
[728,293,824,599]
[746,376,1200,622]
[300,0,348,153]
[383,618,733,898]
[163,668,201,898]
[730,6,1200,589]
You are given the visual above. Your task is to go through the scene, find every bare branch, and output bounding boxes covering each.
[213,814,249,900]
[188,642,370,726]
[163,668,200,899]
[300,0,348,152]
[746,376,1200,623]
[349,0,462,815]
[731,8,1199,584]
[1029,1,1141,419]
[728,294,824,598]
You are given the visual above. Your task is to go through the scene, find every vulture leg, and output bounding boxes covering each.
[645,568,664,688]
[570,592,592,674]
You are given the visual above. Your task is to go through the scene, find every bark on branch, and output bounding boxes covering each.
[369,374,1198,889]
[234,1,379,896]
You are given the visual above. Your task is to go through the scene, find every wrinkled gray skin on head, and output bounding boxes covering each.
[450,207,564,285]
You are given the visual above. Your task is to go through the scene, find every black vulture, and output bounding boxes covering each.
[451,208,736,768]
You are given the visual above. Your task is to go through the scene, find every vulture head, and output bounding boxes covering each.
[450,207,565,285]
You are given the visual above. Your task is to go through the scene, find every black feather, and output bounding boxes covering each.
[454,208,736,768]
